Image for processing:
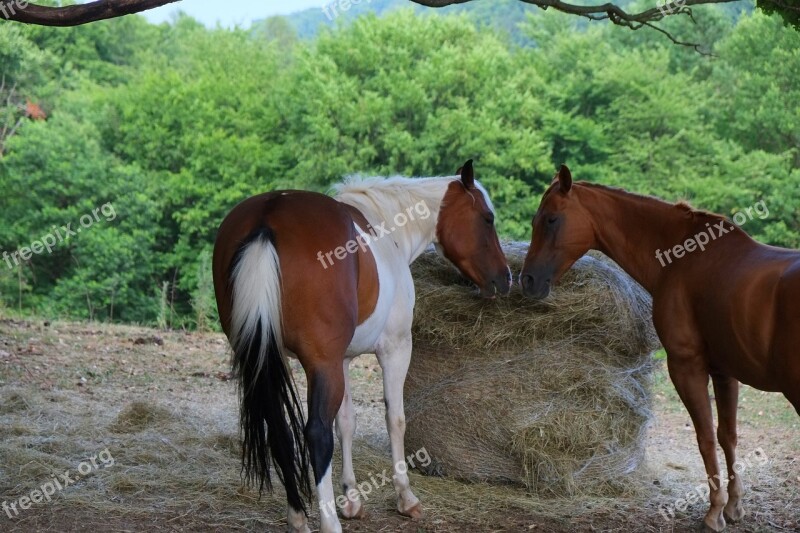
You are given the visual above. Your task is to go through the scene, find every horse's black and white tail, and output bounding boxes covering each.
[229,229,312,513]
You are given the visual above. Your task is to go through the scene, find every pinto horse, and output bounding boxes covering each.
[520,165,799,531]
[212,160,510,533]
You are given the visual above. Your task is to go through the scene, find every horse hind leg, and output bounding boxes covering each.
[711,374,745,523]
[335,358,366,519]
[287,505,311,533]
[303,359,346,533]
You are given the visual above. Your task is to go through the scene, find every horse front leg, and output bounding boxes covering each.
[667,356,727,531]
[711,374,745,523]
[376,334,423,519]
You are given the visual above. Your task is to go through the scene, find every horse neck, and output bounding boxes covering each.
[335,176,453,264]
[577,185,693,294]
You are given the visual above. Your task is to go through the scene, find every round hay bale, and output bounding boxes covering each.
[405,243,660,497]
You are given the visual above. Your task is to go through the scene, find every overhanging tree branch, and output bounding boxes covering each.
[0,0,180,26]
[410,0,738,24]
[410,0,741,51]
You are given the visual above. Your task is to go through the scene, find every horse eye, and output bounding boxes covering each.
[547,216,557,225]
[484,213,495,225]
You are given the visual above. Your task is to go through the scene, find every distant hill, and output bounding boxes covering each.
[255,0,541,42]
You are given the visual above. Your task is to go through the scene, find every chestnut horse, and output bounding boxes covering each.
[520,165,799,531]
[213,160,510,533]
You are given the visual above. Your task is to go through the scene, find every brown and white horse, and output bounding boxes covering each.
[213,160,510,533]
[520,165,799,531]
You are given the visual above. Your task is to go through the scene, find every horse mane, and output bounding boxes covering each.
[333,174,455,211]
[576,181,741,232]
[674,201,730,224]
[331,174,457,244]
[332,174,455,200]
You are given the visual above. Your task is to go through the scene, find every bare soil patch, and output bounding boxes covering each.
[0,319,797,532]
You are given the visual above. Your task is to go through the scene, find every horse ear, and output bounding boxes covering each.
[558,164,572,194]
[460,159,475,188]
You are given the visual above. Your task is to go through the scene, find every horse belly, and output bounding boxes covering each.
[770,264,800,395]
[344,241,397,358]
[347,308,390,356]
[705,342,777,391]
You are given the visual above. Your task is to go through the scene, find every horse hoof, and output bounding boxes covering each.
[723,502,745,523]
[399,502,424,519]
[341,499,366,519]
[702,515,726,532]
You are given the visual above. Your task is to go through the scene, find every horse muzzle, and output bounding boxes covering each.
[520,271,551,300]
[479,269,512,299]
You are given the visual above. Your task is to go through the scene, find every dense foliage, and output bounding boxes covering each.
[0,4,798,328]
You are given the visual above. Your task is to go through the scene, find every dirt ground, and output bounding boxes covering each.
[0,318,797,532]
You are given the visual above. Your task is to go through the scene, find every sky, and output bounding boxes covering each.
[142,0,330,28]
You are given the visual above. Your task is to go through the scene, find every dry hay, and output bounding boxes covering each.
[405,243,661,497]
[0,374,579,533]
[0,385,275,531]
[0,383,614,532]
[1,315,796,531]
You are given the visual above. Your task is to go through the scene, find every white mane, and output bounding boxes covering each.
[331,173,495,263]
[331,175,451,261]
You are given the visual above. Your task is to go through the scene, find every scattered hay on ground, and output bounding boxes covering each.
[0,318,796,531]
[109,400,174,433]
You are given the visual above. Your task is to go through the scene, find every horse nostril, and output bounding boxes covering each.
[521,273,533,288]
[493,273,511,294]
